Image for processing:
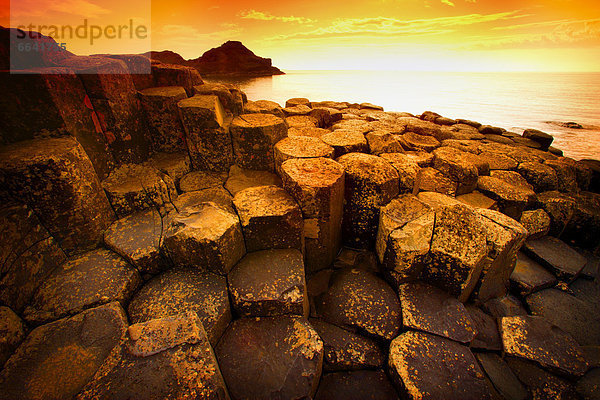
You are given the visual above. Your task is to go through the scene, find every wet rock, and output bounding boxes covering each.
[194,82,243,115]
[178,94,234,171]
[61,56,150,164]
[309,319,385,371]
[287,126,330,138]
[102,163,177,218]
[366,130,405,155]
[23,248,141,325]
[104,208,170,275]
[536,190,577,236]
[466,305,502,350]
[139,86,187,152]
[523,129,554,150]
[457,191,498,210]
[563,191,600,248]
[523,236,586,279]
[317,268,402,340]
[519,209,551,239]
[224,164,281,196]
[526,288,600,347]
[233,185,303,252]
[398,117,447,141]
[283,104,312,117]
[128,267,231,346]
[474,208,528,302]
[476,353,528,400]
[422,203,488,302]
[433,146,480,195]
[287,115,319,129]
[286,97,310,108]
[399,282,477,344]
[337,153,399,248]
[281,157,345,272]
[490,170,535,193]
[321,130,369,157]
[517,162,559,192]
[388,331,492,400]
[77,313,229,400]
[230,113,288,171]
[479,125,505,135]
[315,370,399,400]
[401,131,441,152]
[414,167,457,196]
[173,187,234,214]
[506,357,580,400]
[580,159,600,193]
[179,170,226,192]
[376,195,433,282]
[229,249,307,317]
[0,302,127,400]
[162,203,245,274]
[216,316,323,400]
[483,294,527,318]
[545,160,579,193]
[244,99,284,118]
[0,203,67,312]
[477,176,534,219]
[0,306,25,368]
[500,315,588,377]
[144,151,191,190]
[510,252,557,296]
[274,136,334,174]
[479,151,519,170]
[380,153,421,193]
[0,137,115,254]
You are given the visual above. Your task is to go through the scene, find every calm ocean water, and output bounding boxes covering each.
[209,71,600,161]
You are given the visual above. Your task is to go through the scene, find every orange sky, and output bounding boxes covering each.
[2,0,600,71]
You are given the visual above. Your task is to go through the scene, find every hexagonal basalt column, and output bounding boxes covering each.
[0,137,115,255]
[139,86,188,153]
[281,157,345,272]
[230,113,288,171]
[233,185,303,252]
[228,249,308,317]
[273,136,334,176]
[178,94,234,171]
[162,203,245,275]
[336,153,399,249]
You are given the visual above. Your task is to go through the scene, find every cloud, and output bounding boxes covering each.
[11,0,112,19]
[159,24,242,40]
[239,10,315,24]
[467,18,600,49]
[441,0,455,6]
[266,11,525,41]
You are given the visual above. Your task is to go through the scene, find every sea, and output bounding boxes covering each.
[208,71,600,161]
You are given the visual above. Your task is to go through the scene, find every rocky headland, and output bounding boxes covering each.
[146,41,285,77]
[1,27,600,400]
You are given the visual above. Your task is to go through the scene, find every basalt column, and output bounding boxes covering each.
[230,113,287,171]
[139,86,188,153]
[336,153,399,249]
[178,94,234,172]
[0,137,115,255]
[281,157,345,273]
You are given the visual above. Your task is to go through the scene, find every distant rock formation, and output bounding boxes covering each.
[145,41,284,77]
[0,27,73,70]
[142,50,186,65]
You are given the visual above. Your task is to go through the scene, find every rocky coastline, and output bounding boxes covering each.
[1,46,600,400]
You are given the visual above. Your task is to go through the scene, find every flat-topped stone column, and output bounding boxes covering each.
[230,113,287,171]
[274,136,334,176]
[0,137,115,255]
[178,94,233,171]
[336,153,399,248]
[281,157,345,272]
[233,185,303,252]
[139,86,188,153]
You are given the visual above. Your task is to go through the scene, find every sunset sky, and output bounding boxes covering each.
[2,0,600,71]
